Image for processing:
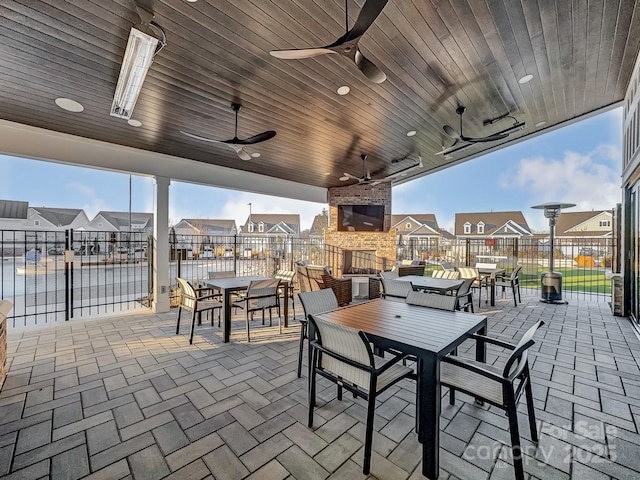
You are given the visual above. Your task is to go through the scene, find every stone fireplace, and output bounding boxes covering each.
[324,182,397,275]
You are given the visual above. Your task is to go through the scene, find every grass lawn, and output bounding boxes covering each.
[520,267,611,294]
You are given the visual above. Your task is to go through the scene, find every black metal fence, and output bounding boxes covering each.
[1,229,616,328]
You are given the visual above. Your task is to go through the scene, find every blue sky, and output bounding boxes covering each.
[0,107,621,233]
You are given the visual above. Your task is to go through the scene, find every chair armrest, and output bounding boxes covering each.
[197,293,222,301]
[470,334,515,350]
[441,356,503,382]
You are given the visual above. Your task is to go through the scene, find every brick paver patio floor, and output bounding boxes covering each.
[1,294,639,479]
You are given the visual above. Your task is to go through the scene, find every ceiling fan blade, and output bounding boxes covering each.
[342,172,360,181]
[354,49,386,83]
[229,144,252,161]
[269,48,337,59]
[344,0,389,41]
[180,130,224,144]
[233,131,277,145]
[443,125,460,139]
[460,133,509,143]
[434,140,460,155]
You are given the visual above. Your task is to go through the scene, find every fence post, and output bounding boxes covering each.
[65,229,70,321]
[233,235,238,275]
[465,238,471,266]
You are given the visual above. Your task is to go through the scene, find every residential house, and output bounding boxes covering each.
[552,209,614,258]
[85,211,154,254]
[0,200,29,255]
[171,218,237,257]
[239,214,300,258]
[391,214,443,260]
[454,211,533,264]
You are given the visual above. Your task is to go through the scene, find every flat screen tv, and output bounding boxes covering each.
[337,204,385,232]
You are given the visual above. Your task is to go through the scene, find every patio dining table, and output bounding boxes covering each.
[477,267,506,306]
[313,298,487,479]
[395,275,463,295]
[205,275,289,342]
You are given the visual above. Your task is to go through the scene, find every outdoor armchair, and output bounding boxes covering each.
[297,289,340,378]
[175,277,222,344]
[441,320,545,480]
[307,314,413,475]
[457,267,488,307]
[320,269,352,306]
[232,279,281,342]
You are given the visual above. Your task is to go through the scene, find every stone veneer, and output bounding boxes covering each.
[324,182,397,275]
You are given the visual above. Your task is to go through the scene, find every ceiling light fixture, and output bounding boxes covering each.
[535,121,546,127]
[128,119,142,127]
[251,152,261,158]
[55,98,84,113]
[406,130,417,137]
[111,7,166,120]
[518,74,534,84]
[337,86,350,95]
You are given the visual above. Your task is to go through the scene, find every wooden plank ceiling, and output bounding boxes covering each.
[1,0,639,189]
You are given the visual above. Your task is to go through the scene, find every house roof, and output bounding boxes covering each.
[454,211,531,236]
[30,207,84,227]
[92,212,154,230]
[0,200,28,220]
[242,214,300,234]
[177,219,237,233]
[391,214,439,234]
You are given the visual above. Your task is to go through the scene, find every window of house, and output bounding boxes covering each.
[463,222,471,234]
[406,222,411,229]
[599,220,611,227]
[477,222,485,234]
[34,220,39,226]
[248,222,254,233]
[258,222,264,233]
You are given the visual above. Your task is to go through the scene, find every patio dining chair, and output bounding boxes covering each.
[175,277,222,344]
[457,267,488,307]
[454,277,475,312]
[297,289,340,378]
[405,290,457,311]
[379,270,399,280]
[307,314,413,475]
[441,320,545,480]
[495,265,522,307]
[274,269,296,319]
[232,279,281,342]
[380,278,413,300]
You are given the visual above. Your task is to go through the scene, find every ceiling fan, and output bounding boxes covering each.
[269,0,388,84]
[340,153,423,185]
[181,103,276,160]
[436,106,525,155]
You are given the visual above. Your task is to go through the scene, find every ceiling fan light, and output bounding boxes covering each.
[406,130,416,137]
[337,86,350,95]
[518,74,534,84]
[111,26,160,120]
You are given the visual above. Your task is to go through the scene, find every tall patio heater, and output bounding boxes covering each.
[531,202,575,304]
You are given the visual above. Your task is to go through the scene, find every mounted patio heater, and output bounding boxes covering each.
[532,202,575,304]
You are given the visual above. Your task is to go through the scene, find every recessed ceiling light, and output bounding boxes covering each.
[535,121,546,127]
[251,152,261,158]
[186,0,197,3]
[55,98,84,112]
[339,175,349,181]
[127,119,142,127]
[337,86,350,95]
[406,130,417,137]
[323,172,331,176]
[519,74,534,84]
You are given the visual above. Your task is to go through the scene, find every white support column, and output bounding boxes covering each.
[153,176,171,313]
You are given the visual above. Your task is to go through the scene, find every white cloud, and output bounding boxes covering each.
[500,145,621,230]
[66,182,110,219]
